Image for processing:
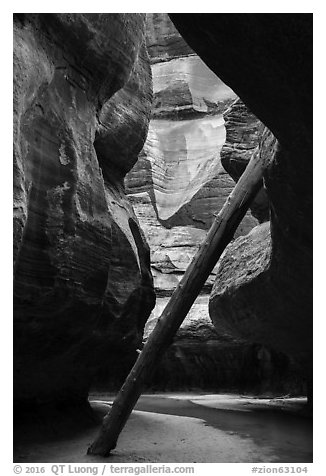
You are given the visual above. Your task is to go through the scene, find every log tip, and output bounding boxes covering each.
[87,440,117,457]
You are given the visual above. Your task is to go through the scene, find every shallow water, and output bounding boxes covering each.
[14,393,312,463]
[133,394,312,463]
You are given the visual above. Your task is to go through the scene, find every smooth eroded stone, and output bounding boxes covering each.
[126,14,262,234]
[124,14,282,392]
[13,13,155,406]
[170,14,312,376]
[221,98,270,222]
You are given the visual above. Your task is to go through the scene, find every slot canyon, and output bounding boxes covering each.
[13,13,312,464]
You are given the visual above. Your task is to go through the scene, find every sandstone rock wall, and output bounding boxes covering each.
[170,14,312,377]
[221,99,270,223]
[13,13,155,406]
[14,13,311,404]
[126,14,266,283]
[124,14,287,393]
[127,13,260,234]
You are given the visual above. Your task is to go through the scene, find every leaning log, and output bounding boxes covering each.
[88,146,266,456]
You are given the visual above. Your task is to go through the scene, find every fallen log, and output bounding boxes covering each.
[88,147,266,456]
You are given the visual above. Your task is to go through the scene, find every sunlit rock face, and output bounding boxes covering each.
[152,55,238,118]
[125,14,284,392]
[13,13,155,406]
[126,14,255,349]
[147,116,226,222]
[126,13,261,232]
[170,14,312,377]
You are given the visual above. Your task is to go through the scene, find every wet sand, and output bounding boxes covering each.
[14,393,312,463]
[134,394,312,462]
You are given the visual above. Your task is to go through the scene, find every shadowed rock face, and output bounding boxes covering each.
[14,12,312,406]
[221,99,270,223]
[125,15,265,338]
[122,14,294,393]
[127,13,260,235]
[13,13,155,406]
[170,14,312,375]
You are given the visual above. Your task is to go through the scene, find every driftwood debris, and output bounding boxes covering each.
[88,149,265,456]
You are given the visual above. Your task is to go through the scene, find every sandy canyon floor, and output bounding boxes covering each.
[14,393,312,463]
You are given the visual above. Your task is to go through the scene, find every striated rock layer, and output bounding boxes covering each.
[124,14,289,393]
[126,14,260,335]
[170,14,312,377]
[13,13,155,406]
[127,13,260,234]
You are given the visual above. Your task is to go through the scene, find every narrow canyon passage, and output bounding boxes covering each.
[13,12,312,466]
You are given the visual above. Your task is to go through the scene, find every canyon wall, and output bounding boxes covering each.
[13,13,155,406]
[13,13,311,404]
[170,14,312,379]
[124,14,296,393]
[125,14,257,340]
